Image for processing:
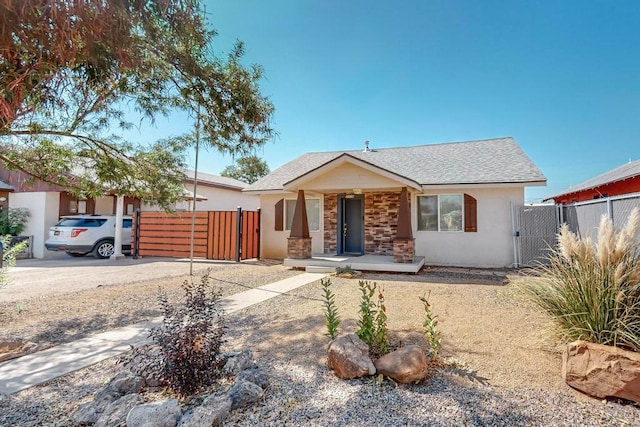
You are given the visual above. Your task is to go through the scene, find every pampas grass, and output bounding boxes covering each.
[520,208,640,351]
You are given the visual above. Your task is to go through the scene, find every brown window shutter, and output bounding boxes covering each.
[274,199,284,231]
[464,194,477,232]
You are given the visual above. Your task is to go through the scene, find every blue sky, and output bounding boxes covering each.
[127,1,640,203]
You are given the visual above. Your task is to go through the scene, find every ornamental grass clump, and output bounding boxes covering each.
[521,208,640,351]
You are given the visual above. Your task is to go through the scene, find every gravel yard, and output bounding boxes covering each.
[1,265,639,426]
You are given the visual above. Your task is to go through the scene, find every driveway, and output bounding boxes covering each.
[1,253,240,303]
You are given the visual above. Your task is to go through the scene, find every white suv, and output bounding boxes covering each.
[45,214,133,258]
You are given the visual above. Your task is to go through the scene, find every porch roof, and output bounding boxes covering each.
[0,179,13,191]
[245,137,546,193]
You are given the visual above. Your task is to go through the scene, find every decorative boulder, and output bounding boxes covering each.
[178,394,232,427]
[223,349,254,375]
[563,340,640,404]
[373,345,429,384]
[327,334,376,379]
[126,399,182,427]
[228,380,264,410]
[95,394,144,427]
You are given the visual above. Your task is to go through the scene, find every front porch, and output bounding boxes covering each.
[284,254,425,274]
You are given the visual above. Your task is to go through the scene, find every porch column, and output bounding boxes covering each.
[287,190,312,259]
[393,187,415,263]
[110,194,125,260]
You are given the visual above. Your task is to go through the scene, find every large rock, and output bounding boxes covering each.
[72,386,120,425]
[179,394,232,426]
[236,365,269,389]
[95,394,143,427]
[563,340,640,403]
[110,371,145,396]
[373,345,429,384]
[327,334,376,379]
[223,349,254,375]
[126,399,182,427]
[227,379,264,410]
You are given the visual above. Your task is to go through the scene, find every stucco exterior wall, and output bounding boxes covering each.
[9,191,60,258]
[259,193,324,259]
[141,185,259,212]
[413,187,523,268]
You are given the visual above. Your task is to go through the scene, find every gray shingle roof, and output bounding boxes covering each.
[546,159,640,200]
[246,137,546,192]
[184,170,248,190]
[0,180,13,191]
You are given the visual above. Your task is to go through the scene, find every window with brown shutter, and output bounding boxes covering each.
[274,199,284,231]
[464,194,477,232]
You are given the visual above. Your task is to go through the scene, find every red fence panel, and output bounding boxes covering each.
[133,210,260,261]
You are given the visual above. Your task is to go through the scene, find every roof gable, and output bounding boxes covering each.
[246,137,546,192]
[283,153,421,191]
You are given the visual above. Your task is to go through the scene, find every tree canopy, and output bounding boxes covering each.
[220,155,270,184]
[0,0,274,208]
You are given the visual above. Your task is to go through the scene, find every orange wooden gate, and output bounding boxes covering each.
[132,209,260,261]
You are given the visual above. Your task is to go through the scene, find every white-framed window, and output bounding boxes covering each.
[417,194,463,232]
[285,198,320,232]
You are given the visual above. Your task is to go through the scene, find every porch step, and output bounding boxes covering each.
[305,265,336,274]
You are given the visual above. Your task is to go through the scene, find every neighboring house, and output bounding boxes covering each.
[544,160,640,204]
[0,164,258,258]
[0,179,12,211]
[245,137,546,268]
[143,170,259,212]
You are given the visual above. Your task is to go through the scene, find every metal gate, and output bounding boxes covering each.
[512,204,559,267]
[132,208,260,261]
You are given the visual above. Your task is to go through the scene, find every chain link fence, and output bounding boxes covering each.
[562,193,640,240]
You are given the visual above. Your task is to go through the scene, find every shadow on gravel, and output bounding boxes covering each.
[225,311,539,425]
[358,271,510,286]
[25,310,159,345]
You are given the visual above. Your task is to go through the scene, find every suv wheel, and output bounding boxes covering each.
[93,240,115,259]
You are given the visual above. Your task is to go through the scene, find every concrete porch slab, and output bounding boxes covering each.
[285,254,425,274]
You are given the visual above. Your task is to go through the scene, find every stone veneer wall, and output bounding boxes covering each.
[365,192,401,255]
[324,193,338,253]
[288,237,312,259]
[323,191,407,256]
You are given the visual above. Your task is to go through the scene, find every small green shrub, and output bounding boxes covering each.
[419,292,441,361]
[335,264,358,276]
[356,280,377,346]
[0,235,28,288]
[373,287,389,354]
[0,208,30,235]
[148,270,227,396]
[321,277,340,339]
[520,208,640,351]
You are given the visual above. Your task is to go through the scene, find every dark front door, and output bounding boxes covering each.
[340,196,364,255]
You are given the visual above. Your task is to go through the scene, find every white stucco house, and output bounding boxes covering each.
[244,137,546,268]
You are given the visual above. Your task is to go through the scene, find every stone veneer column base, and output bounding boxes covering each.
[393,239,415,263]
[288,237,312,259]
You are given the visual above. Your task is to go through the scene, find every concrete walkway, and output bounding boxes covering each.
[0,272,326,395]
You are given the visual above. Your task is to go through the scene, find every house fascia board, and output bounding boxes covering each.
[420,180,546,191]
[282,153,422,191]
[184,179,244,192]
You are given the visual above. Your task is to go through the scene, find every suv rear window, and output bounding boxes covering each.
[56,218,107,227]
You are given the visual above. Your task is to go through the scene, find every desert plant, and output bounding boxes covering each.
[0,235,28,288]
[520,208,640,351]
[321,277,341,339]
[335,264,357,276]
[0,208,30,236]
[419,292,442,361]
[148,270,227,396]
[373,287,389,354]
[356,280,377,347]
